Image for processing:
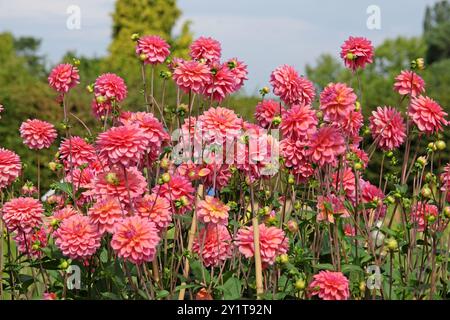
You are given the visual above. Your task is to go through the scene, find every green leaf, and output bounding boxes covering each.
[217,277,241,300]
[190,260,210,284]
[313,263,335,271]
[156,290,170,299]
[341,264,364,274]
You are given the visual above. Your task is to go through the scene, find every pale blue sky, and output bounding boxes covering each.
[0,0,438,94]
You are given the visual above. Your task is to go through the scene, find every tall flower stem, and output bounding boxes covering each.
[249,182,264,299]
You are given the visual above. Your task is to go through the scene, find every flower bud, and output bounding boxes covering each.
[287,220,298,233]
[177,103,188,115]
[161,172,171,183]
[426,214,436,223]
[346,52,355,60]
[259,87,270,96]
[428,142,437,151]
[48,162,58,171]
[421,186,432,198]
[355,101,361,112]
[386,151,394,158]
[139,53,148,61]
[385,238,398,251]
[416,156,427,167]
[96,95,107,104]
[272,116,282,126]
[59,260,69,270]
[435,140,446,151]
[106,172,119,186]
[131,33,140,41]
[354,162,363,171]
[279,254,289,264]
[295,279,306,291]
[443,206,450,219]
[288,175,295,185]
[385,195,395,205]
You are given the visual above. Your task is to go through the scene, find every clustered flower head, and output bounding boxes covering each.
[255,99,284,129]
[153,174,194,215]
[193,224,232,267]
[59,136,97,169]
[309,270,350,300]
[308,126,346,167]
[196,196,229,225]
[189,36,222,63]
[320,82,357,122]
[394,70,425,97]
[340,36,374,71]
[20,119,57,150]
[1,197,43,233]
[135,193,172,231]
[173,60,212,94]
[281,103,317,140]
[408,95,448,134]
[48,63,80,93]
[0,148,21,189]
[369,106,406,151]
[88,197,123,234]
[94,73,128,103]
[136,35,170,65]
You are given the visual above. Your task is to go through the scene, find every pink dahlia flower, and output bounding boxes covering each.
[255,99,284,129]
[341,110,363,139]
[360,180,386,220]
[204,163,232,191]
[411,202,438,232]
[111,216,160,264]
[308,126,346,167]
[94,73,127,102]
[173,60,212,94]
[88,197,123,234]
[227,58,248,91]
[193,224,232,267]
[0,148,21,189]
[1,197,43,233]
[87,166,147,206]
[280,103,317,140]
[340,36,374,71]
[332,168,356,202]
[408,95,448,134]
[203,63,236,102]
[49,205,79,233]
[97,125,149,167]
[55,214,101,260]
[153,174,195,215]
[59,136,97,168]
[197,195,229,225]
[369,106,406,151]
[309,270,350,300]
[91,99,112,119]
[280,138,314,182]
[317,194,350,223]
[270,65,315,106]
[14,228,48,259]
[189,36,222,63]
[200,106,242,144]
[135,193,172,230]
[135,35,170,65]
[320,82,357,122]
[235,224,288,266]
[394,70,425,97]
[19,119,57,150]
[48,63,80,93]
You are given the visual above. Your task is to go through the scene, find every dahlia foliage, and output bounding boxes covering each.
[1,34,449,301]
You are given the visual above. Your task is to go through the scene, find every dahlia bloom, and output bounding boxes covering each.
[320,82,357,122]
[340,36,374,71]
[1,197,43,233]
[270,65,315,106]
[91,99,112,119]
[94,73,127,102]
[153,174,195,214]
[173,60,212,94]
[203,64,236,102]
[341,110,363,139]
[235,224,288,266]
[369,106,406,151]
[360,180,386,220]
[204,163,232,191]
[408,95,448,134]
[394,70,425,97]
[49,205,79,233]
[344,224,356,237]
[189,36,222,63]
[97,125,149,167]
[55,214,101,260]
[309,271,350,300]
[48,63,80,93]
[87,166,147,206]
[440,164,450,202]
[0,148,21,189]
[410,202,438,232]
[227,58,248,91]
[197,196,229,225]
[316,194,350,223]
[19,119,57,150]
[176,161,211,182]
[111,216,160,264]
[280,138,314,182]
[192,224,232,267]
[14,228,48,259]
[308,126,346,167]
[136,35,170,65]
[135,193,172,230]
[88,197,123,234]
[280,104,317,140]
[254,99,284,129]
[332,168,356,202]
[59,136,97,168]
[200,107,242,143]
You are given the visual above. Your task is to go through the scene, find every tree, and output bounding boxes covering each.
[424,0,450,64]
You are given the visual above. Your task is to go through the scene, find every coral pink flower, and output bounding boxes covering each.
[94,73,127,102]
[408,95,448,134]
[135,193,172,230]
[316,194,350,223]
[153,174,195,214]
[369,106,406,151]
[411,201,438,232]
[59,136,97,168]
[135,35,170,65]
[344,224,356,237]
[360,180,386,220]
[173,60,212,94]
[440,163,450,202]
[1,197,43,233]
[340,36,374,71]
[255,99,284,129]
[14,228,48,259]
[308,126,346,167]
[309,270,350,300]
[394,70,425,97]
[55,215,101,260]
[203,64,236,102]
[200,107,242,143]
[176,161,211,182]
[227,58,248,91]
[189,36,222,63]
[97,125,149,167]
[87,166,147,206]
[91,99,112,119]
[48,63,80,93]
[320,82,357,122]
[111,216,160,264]
[193,224,232,267]
[341,110,363,139]
[235,224,288,266]
[270,65,315,106]
[19,119,57,150]
[43,292,57,300]
[204,163,232,191]
[49,206,79,233]
[197,196,229,225]
[280,103,317,140]
[350,146,369,169]
[280,138,314,182]
[0,148,21,189]
[88,197,123,234]
[332,168,356,202]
